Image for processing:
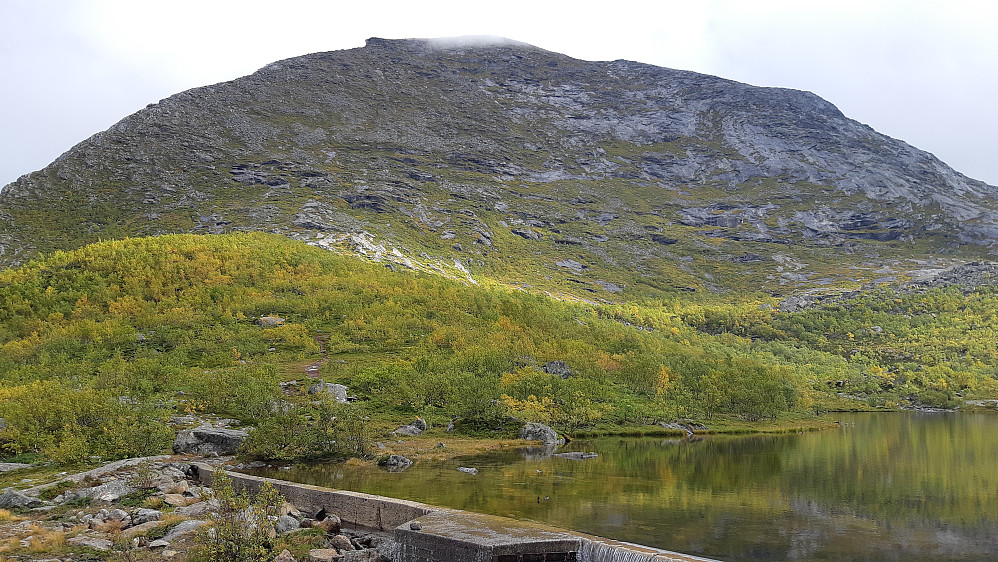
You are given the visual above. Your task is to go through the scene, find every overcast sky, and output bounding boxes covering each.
[1,0,996,189]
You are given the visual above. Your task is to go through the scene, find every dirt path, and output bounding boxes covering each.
[304,334,330,378]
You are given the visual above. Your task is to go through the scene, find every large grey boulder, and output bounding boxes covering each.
[0,462,30,473]
[380,455,413,472]
[173,424,249,455]
[307,383,349,403]
[0,488,42,509]
[393,418,426,436]
[133,508,163,524]
[162,519,207,541]
[520,422,564,445]
[174,499,220,517]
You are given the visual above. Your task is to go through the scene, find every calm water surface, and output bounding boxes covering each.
[250,413,998,561]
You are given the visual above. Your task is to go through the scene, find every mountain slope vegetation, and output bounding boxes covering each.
[1,233,996,464]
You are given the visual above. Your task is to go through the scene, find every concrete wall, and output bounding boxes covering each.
[192,463,431,531]
[191,463,716,562]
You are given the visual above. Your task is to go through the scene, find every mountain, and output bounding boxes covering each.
[1,36,995,298]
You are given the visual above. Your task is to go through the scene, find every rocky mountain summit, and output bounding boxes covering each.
[2,36,995,296]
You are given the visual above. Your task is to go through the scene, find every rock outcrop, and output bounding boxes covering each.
[519,422,564,446]
[173,424,249,456]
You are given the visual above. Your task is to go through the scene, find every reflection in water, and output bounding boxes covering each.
[249,413,998,561]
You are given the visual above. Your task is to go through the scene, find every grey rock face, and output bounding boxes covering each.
[543,360,572,378]
[519,422,564,445]
[1,36,996,298]
[66,480,136,503]
[173,424,249,455]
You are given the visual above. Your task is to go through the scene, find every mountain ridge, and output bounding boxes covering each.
[1,36,995,297]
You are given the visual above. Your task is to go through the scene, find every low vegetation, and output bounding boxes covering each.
[0,232,995,465]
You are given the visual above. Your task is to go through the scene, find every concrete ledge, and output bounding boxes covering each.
[192,463,432,531]
[192,463,716,562]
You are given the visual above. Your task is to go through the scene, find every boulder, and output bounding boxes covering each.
[330,534,355,551]
[307,383,349,403]
[162,519,207,541]
[275,550,298,562]
[456,467,478,475]
[543,360,572,378]
[0,463,31,473]
[276,514,300,534]
[163,493,189,507]
[175,499,220,516]
[256,315,285,327]
[519,422,564,446]
[380,455,412,472]
[313,513,341,534]
[66,535,113,551]
[123,520,166,538]
[0,488,42,509]
[309,548,340,562]
[393,424,422,436]
[70,479,137,504]
[173,424,249,455]
[107,508,130,524]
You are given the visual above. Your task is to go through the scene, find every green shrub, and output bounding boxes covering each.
[190,469,283,562]
[240,398,370,461]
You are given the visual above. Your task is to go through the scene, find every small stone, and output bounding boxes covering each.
[330,534,355,551]
[457,467,478,475]
[313,514,341,534]
[308,549,340,562]
[409,521,422,531]
[276,514,299,534]
[67,535,113,551]
[124,520,165,538]
[149,539,170,548]
[339,550,379,561]
[163,493,189,506]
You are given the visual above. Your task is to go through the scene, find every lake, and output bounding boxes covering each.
[248,412,998,561]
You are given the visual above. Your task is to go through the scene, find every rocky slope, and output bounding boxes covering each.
[2,36,995,296]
